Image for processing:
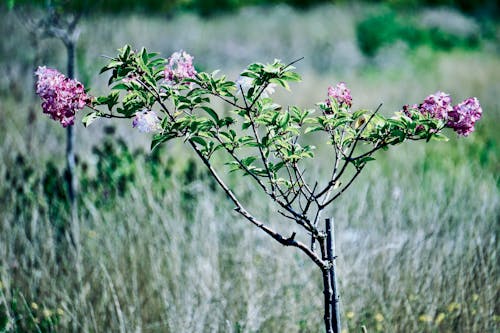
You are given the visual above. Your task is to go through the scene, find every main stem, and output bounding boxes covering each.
[321,218,341,333]
[326,218,341,333]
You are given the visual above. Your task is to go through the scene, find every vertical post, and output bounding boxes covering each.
[66,38,84,333]
[322,267,333,333]
[66,40,78,231]
[320,235,333,333]
[326,218,341,333]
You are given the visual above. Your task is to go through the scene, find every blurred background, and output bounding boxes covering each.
[0,0,498,332]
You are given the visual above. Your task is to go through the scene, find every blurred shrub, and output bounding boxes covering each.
[82,129,138,202]
[1,125,218,222]
[356,6,481,57]
[7,0,496,17]
[419,7,481,49]
[356,7,414,57]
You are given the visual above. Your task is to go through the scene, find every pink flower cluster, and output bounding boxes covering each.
[419,91,453,119]
[35,66,90,127]
[132,110,161,133]
[164,51,197,86]
[326,82,352,109]
[402,92,482,136]
[447,97,482,136]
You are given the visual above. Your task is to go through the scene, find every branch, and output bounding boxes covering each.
[138,72,324,266]
[213,133,272,196]
[315,104,382,200]
[320,165,365,209]
[189,140,326,269]
[248,112,276,195]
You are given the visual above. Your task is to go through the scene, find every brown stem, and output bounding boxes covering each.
[326,218,341,333]
[322,267,333,333]
[319,233,333,333]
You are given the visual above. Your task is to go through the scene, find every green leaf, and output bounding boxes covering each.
[242,121,252,130]
[282,71,301,82]
[120,45,131,60]
[112,83,129,90]
[201,106,220,123]
[359,156,375,163]
[431,132,449,142]
[219,131,234,141]
[82,112,101,127]
[151,135,167,152]
[270,78,289,90]
[278,111,290,129]
[241,156,257,167]
[191,136,208,147]
[270,161,285,172]
[304,125,324,134]
[140,48,148,66]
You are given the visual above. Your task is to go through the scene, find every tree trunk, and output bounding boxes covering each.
[322,267,333,333]
[65,40,80,253]
[326,218,341,333]
[321,218,341,333]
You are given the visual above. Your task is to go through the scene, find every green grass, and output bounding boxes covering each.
[0,3,499,332]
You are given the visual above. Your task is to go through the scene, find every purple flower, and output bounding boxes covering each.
[326,82,352,109]
[164,51,197,86]
[419,91,453,120]
[447,97,482,136]
[401,104,419,118]
[35,66,90,127]
[401,92,482,136]
[132,110,161,133]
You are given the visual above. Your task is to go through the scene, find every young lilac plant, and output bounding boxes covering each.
[36,45,482,333]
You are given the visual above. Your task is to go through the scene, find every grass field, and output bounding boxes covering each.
[0,3,499,332]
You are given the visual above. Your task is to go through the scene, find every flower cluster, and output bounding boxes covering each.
[402,92,482,136]
[236,76,276,98]
[132,110,161,133]
[447,97,482,136]
[326,82,352,109]
[35,66,90,127]
[419,91,453,119]
[164,51,197,86]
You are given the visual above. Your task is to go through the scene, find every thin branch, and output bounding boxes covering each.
[315,104,382,200]
[189,140,326,269]
[248,112,276,195]
[320,165,365,209]
[213,134,272,197]
[284,56,305,70]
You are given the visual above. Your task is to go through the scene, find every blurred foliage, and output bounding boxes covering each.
[1,126,215,227]
[4,0,498,17]
[356,6,481,57]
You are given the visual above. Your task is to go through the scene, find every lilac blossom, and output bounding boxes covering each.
[419,91,453,119]
[401,104,419,118]
[35,66,90,127]
[164,51,197,86]
[447,97,482,136]
[132,110,161,133]
[236,76,276,98]
[401,92,482,136]
[326,82,352,109]
[236,76,253,93]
